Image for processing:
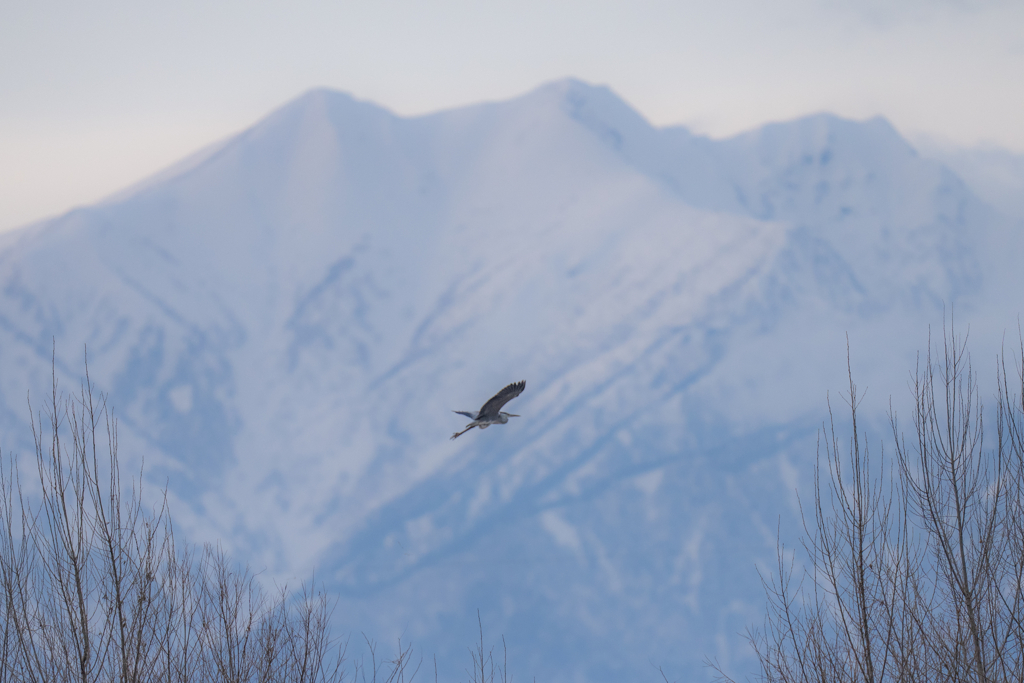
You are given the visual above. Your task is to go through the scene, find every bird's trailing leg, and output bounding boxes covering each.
[451,425,478,440]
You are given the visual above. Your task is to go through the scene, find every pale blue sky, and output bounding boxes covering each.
[2,0,1022,231]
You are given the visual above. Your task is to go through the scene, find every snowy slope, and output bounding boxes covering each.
[912,138,1024,222]
[0,79,1014,681]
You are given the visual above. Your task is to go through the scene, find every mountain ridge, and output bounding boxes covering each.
[0,78,1016,681]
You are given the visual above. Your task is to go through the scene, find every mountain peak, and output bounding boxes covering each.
[524,78,657,150]
[733,111,916,165]
[250,86,397,140]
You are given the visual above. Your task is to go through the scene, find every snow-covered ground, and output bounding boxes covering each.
[1,79,1021,681]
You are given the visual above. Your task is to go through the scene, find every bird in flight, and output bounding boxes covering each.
[451,380,526,440]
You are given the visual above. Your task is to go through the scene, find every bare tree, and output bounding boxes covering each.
[722,325,1024,683]
[0,352,353,683]
[466,610,509,683]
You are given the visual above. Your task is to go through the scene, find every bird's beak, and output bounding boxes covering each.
[507,414,520,417]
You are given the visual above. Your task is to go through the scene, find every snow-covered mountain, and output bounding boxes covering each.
[1,79,1019,681]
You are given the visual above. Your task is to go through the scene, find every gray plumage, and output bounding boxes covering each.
[451,380,525,440]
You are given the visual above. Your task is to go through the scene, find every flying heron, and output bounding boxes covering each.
[451,380,526,440]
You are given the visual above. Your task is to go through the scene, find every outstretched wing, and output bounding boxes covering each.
[477,380,525,419]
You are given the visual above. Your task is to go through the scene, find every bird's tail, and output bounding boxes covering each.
[452,410,477,419]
